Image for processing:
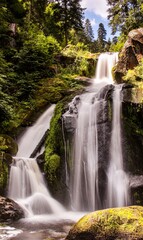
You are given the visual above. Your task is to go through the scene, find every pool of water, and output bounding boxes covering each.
[0,212,85,240]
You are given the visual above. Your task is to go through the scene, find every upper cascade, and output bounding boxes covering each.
[94,52,118,85]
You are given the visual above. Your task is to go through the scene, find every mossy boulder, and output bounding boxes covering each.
[66,206,143,240]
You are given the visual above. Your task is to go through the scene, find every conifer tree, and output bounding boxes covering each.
[107,0,143,35]
[84,18,94,42]
[97,23,107,52]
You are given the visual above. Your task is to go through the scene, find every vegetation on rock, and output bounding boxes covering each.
[66,206,143,240]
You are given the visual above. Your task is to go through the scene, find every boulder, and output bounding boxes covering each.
[114,28,143,83]
[0,196,24,222]
[66,206,143,240]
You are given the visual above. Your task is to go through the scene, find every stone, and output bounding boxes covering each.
[114,28,143,83]
[66,206,143,240]
[0,196,24,222]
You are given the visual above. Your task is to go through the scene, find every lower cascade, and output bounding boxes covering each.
[8,105,66,217]
[8,157,65,216]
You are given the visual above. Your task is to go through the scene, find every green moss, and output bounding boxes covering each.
[67,206,143,239]
[0,134,18,155]
[44,99,66,188]
[44,153,60,183]
[0,153,8,194]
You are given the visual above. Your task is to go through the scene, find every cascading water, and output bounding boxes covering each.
[64,52,130,211]
[16,104,56,157]
[106,85,130,207]
[8,104,65,217]
[95,52,118,84]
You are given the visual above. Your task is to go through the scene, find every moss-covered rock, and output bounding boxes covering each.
[44,95,78,203]
[66,206,143,240]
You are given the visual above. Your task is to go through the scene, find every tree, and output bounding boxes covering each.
[84,19,94,42]
[54,0,84,45]
[44,2,64,42]
[107,0,143,35]
[112,36,118,44]
[97,23,107,52]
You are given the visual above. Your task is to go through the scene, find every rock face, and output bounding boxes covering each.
[66,206,143,240]
[114,28,143,83]
[0,196,24,222]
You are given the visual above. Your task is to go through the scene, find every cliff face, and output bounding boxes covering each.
[114,28,143,83]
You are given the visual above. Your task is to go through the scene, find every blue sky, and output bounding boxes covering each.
[81,0,114,40]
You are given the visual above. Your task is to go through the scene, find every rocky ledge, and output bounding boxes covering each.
[0,196,24,222]
[114,28,143,83]
[66,206,143,240]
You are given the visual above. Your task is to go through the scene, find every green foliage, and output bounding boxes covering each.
[61,43,97,76]
[107,0,143,35]
[123,58,143,92]
[110,34,127,52]
[45,1,84,46]
[0,134,18,155]
[16,30,61,74]
[0,157,8,194]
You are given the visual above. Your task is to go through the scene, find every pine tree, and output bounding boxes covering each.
[84,19,94,42]
[97,23,107,52]
[56,0,84,45]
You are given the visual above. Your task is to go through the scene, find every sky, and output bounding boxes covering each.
[80,0,113,40]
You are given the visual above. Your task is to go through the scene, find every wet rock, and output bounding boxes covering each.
[63,96,80,134]
[114,28,143,83]
[98,84,114,100]
[129,175,143,205]
[66,206,143,240]
[0,196,24,222]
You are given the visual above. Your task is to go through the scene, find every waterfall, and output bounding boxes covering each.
[95,52,118,84]
[66,53,119,211]
[64,52,130,211]
[8,104,65,217]
[16,104,56,157]
[106,85,130,207]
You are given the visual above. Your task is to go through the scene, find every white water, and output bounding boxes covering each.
[8,158,65,216]
[16,104,56,157]
[8,104,66,218]
[95,52,118,84]
[70,52,120,211]
[106,85,130,207]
